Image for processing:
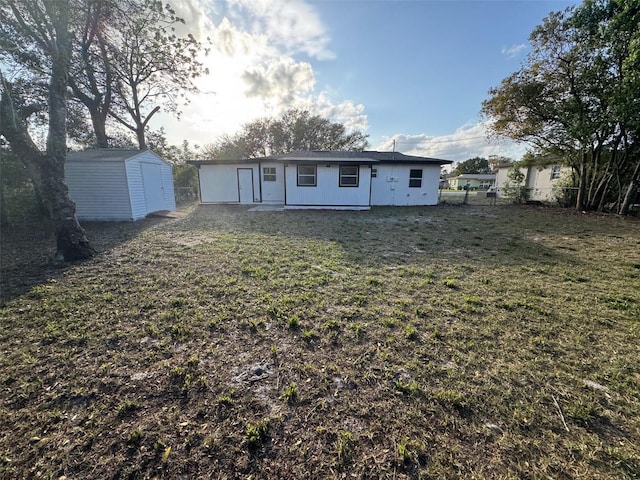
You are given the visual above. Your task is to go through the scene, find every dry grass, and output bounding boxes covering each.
[1,204,639,479]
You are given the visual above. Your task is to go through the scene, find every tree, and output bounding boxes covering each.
[501,162,530,203]
[453,157,491,176]
[67,0,116,148]
[107,0,209,149]
[482,0,640,214]
[203,109,369,159]
[0,0,95,260]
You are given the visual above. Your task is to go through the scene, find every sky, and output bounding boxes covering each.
[157,0,581,166]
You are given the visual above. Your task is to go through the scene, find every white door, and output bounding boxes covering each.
[141,162,165,213]
[237,168,254,204]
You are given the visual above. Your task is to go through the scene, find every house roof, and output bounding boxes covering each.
[189,150,453,166]
[451,174,496,180]
[66,149,153,162]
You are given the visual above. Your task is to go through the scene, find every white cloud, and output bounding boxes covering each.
[243,58,316,108]
[501,43,527,59]
[302,92,368,132]
[375,122,529,166]
[221,0,334,60]
[153,1,366,148]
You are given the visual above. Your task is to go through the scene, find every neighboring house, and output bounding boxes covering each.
[190,150,453,209]
[494,163,571,202]
[65,149,176,221]
[448,174,496,190]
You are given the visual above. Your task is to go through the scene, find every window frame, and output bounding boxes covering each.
[371,168,378,178]
[550,165,561,180]
[263,166,276,182]
[297,164,317,187]
[339,165,360,187]
[409,169,423,188]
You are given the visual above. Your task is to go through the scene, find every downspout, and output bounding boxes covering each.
[368,163,373,207]
[283,163,288,206]
[258,161,263,203]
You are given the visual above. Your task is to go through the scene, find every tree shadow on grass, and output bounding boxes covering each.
[0,215,173,306]
[164,204,588,271]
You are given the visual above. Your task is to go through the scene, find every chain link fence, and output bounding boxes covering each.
[175,186,199,205]
[438,189,512,206]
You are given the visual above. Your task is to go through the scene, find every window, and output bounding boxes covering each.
[263,167,276,182]
[371,168,378,178]
[339,165,359,187]
[550,165,561,180]
[409,169,423,188]
[297,165,317,186]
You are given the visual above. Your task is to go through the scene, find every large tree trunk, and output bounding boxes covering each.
[46,1,95,260]
[89,104,109,148]
[619,160,640,215]
[575,153,587,210]
[0,182,8,227]
[0,84,95,260]
[0,1,95,261]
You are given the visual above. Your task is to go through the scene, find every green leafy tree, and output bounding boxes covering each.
[107,0,209,149]
[453,157,491,176]
[203,109,369,159]
[0,0,94,259]
[501,162,530,203]
[66,0,116,148]
[482,0,640,214]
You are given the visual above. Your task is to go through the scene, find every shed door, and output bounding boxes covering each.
[141,162,165,213]
[237,168,254,204]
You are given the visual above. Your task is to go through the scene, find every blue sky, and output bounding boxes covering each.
[160,0,580,164]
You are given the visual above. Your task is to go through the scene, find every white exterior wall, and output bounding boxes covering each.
[284,164,371,207]
[125,152,176,219]
[259,162,285,204]
[370,164,440,206]
[496,165,570,202]
[65,161,133,221]
[198,164,261,203]
[494,167,511,197]
[527,166,570,202]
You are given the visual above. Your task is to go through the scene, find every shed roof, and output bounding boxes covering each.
[66,149,156,163]
[189,150,453,166]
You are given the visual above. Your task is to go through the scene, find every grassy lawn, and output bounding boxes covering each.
[1,204,639,479]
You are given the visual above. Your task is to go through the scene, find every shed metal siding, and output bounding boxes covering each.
[65,161,133,220]
[125,152,176,217]
[160,163,177,210]
[125,158,147,220]
[284,164,371,207]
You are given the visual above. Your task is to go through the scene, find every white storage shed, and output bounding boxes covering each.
[65,149,176,221]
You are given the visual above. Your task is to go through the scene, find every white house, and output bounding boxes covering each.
[190,150,453,209]
[65,149,176,221]
[448,173,496,191]
[495,162,571,202]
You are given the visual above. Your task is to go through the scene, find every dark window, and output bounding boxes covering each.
[263,167,276,182]
[550,165,561,180]
[339,165,359,187]
[409,169,423,188]
[297,165,317,186]
[371,168,377,178]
